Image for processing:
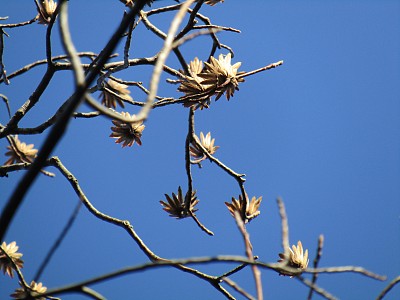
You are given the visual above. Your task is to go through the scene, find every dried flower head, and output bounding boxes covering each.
[160,186,199,219]
[179,54,245,108]
[179,58,214,110]
[225,195,262,223]
[100,79,133,109]
[11,281,47,300]
[36,0,57,25]
[201,53,245,100]
[190,132,220,162]
[110,112,145,147]
[4,136,38,166]
[278,241,309,277]
[0,241,24,278]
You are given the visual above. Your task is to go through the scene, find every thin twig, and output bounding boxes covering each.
[191,133,246,182]
[187,8,222,50]
[48,156,162,262]
[277,197,290,259]
[171,28,222,49]
[234,211,263,300]
[146,3,183,16]
[220,43,235,57]
[0,16,37,28]
[188,210,214,236]
[0,52,112,84]
[185,107,213,235]
[96,10,135,83]
[308,234,324,300]
[45,4,59,66]
[238,60,284,79]
[217,256,259,280]
[0,28,10,84]
[185,108,195,208]
[175,0,204,40]
[305,266,386,281]
[73,111,101,118]
[139,9,188,72]
[0,67,55,138]
[34,200,82,282]
[79,286,106,300]
[0,162,30,177]
[0,93,11,117]
[192,24,241,33]
[297,275,338,300]
[222,277,256,300]
[376,275,400,300]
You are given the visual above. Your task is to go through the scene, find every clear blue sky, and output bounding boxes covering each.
[1,1,399,299]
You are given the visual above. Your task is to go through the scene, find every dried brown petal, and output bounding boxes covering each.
[277,241,309,277]
[11,281,47,300]
[190,132,220,162]
[160,187,199,219]
[225,195,262,223]
[0,241,24,278]
[179,54,244,108]
[246,196,262,221]
[4,136,38,166]
[178,57,216,110]
[36,0,57,25]
[100,79,133,109]
[201,53,245,101]
[110,112,145,147]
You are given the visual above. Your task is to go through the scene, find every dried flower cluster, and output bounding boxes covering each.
[11,281,47,300]
[100,79,133,109]
[4,136,37,166]
[110,112,145,147]
[225,195,262,223]
[179,58,214,110]
[36,0,57,25]
[179,54,244,109]
[190,132,219,162]
[278,241,309,277]
[0,241,24,278]
[160,186,199,219]
[202,53,245,100]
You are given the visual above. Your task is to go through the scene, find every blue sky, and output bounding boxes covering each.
[1,1,399,299]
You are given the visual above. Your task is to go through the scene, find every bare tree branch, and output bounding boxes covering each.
[308,234,324,300]
[376,275,400,300]
[234,211,263,300]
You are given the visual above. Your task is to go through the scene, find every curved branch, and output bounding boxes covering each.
[376,275,400,300]
[34,200,82,282]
